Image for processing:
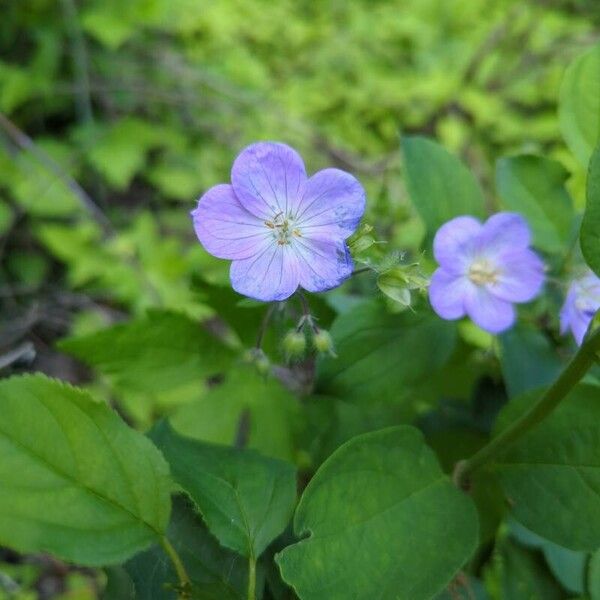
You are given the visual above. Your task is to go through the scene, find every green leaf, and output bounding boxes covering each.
[169,367,300,461]
[590,548,600,600]
[0,374,171,566]
[559,43,600,166]
[152,422,297,559]
[581,144,600,277]
[316,300,457,406]
[496,155,575,253]
[509,520,589,595]
[495,383,600,550]
[59,310,234,397]
[276,427,478,600]
[499,325,563,398]
[126,496,249,600]
[102,567,136,600]
[489,537,563,600]
[401,135,485,240]
[542,542,587,595]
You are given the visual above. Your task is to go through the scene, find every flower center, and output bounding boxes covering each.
[468,259,499,286]
[265,212,302,246]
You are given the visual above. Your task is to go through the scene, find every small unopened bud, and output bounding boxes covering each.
[313,329,336,356]
[283,330,306,359]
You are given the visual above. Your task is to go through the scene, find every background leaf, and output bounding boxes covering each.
[590,549,600,600]
[0,374,171,566]
[487,537,563,600]
[401,135,486,241]
[581,144,600,277]
[152,422,297,559]
[495,155,575,254]
[59,310,233,395]
[559,43,600,166]
[276,426,478,600]
[499,325,563,398]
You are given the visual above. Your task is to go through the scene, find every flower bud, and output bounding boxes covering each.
[283,329,307,359]
[313,329,335,356]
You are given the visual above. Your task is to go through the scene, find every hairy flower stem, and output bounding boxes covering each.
[247,555,257,600]
[297,290,318,332]
[454,326,600,490]
[160,536,191,598]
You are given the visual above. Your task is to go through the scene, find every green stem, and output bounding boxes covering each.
[455,326,600,490]
[160,536,191,598]
[255,304,275,350]
[247,555,256,600]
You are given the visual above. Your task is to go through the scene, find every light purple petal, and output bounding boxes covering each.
[230,243,299,302]
[478,212,531,256]
[570,310,591,346]
[293,168,366,240]
[489,248,545,303]
[559,287,577,336]
[433,216,481,273]
[465,287,515,333]
[560,273,600,345]
[231,142,307,219]
[192,184,269,260]
[292,237,353,293]
[429,268,471,319]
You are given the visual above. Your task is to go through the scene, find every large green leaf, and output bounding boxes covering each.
[495,383,600,550]
[559,43,600,166]
[401,135,485,240]
[125,496,250,600]
[581,144,600,277]
[496,155,575,253]
[276,427,478,600]
[59,310,234,396]
[499,325,563,398]
[0,374,171,566]
[169,367,300,462]
[316,301,457,405]
[152,422,297,559]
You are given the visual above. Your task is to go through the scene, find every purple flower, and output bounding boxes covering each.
[191,142,366,302]
[560,270,600,345]
[429,213,545,333]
